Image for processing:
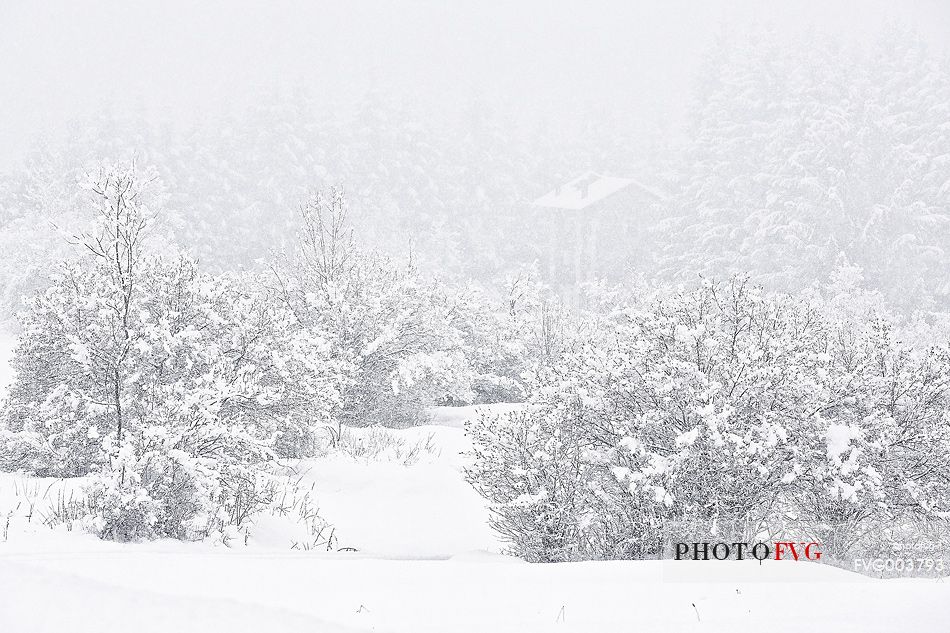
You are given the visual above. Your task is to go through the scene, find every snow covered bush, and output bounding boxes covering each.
[470,278,821,558]
[466,404,595,562]
[454,266,572,404]
[468,277,950,562]
[0,427,50,474]
[322,425,439,466]
[787,316,950,558]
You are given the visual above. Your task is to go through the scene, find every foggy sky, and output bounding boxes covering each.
[2,0,949,170]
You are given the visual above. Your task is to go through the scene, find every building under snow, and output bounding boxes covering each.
[530,171,666,300]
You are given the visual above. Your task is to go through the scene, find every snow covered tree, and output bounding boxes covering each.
[656,30,950,310]
[0,164,347,540]
[270,188,475,428]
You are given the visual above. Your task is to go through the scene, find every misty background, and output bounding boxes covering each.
[2,0,950,317]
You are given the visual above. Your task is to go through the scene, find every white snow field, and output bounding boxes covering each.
[1,342,950,632]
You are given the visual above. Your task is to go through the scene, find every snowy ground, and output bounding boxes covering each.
[1,337,950,631]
